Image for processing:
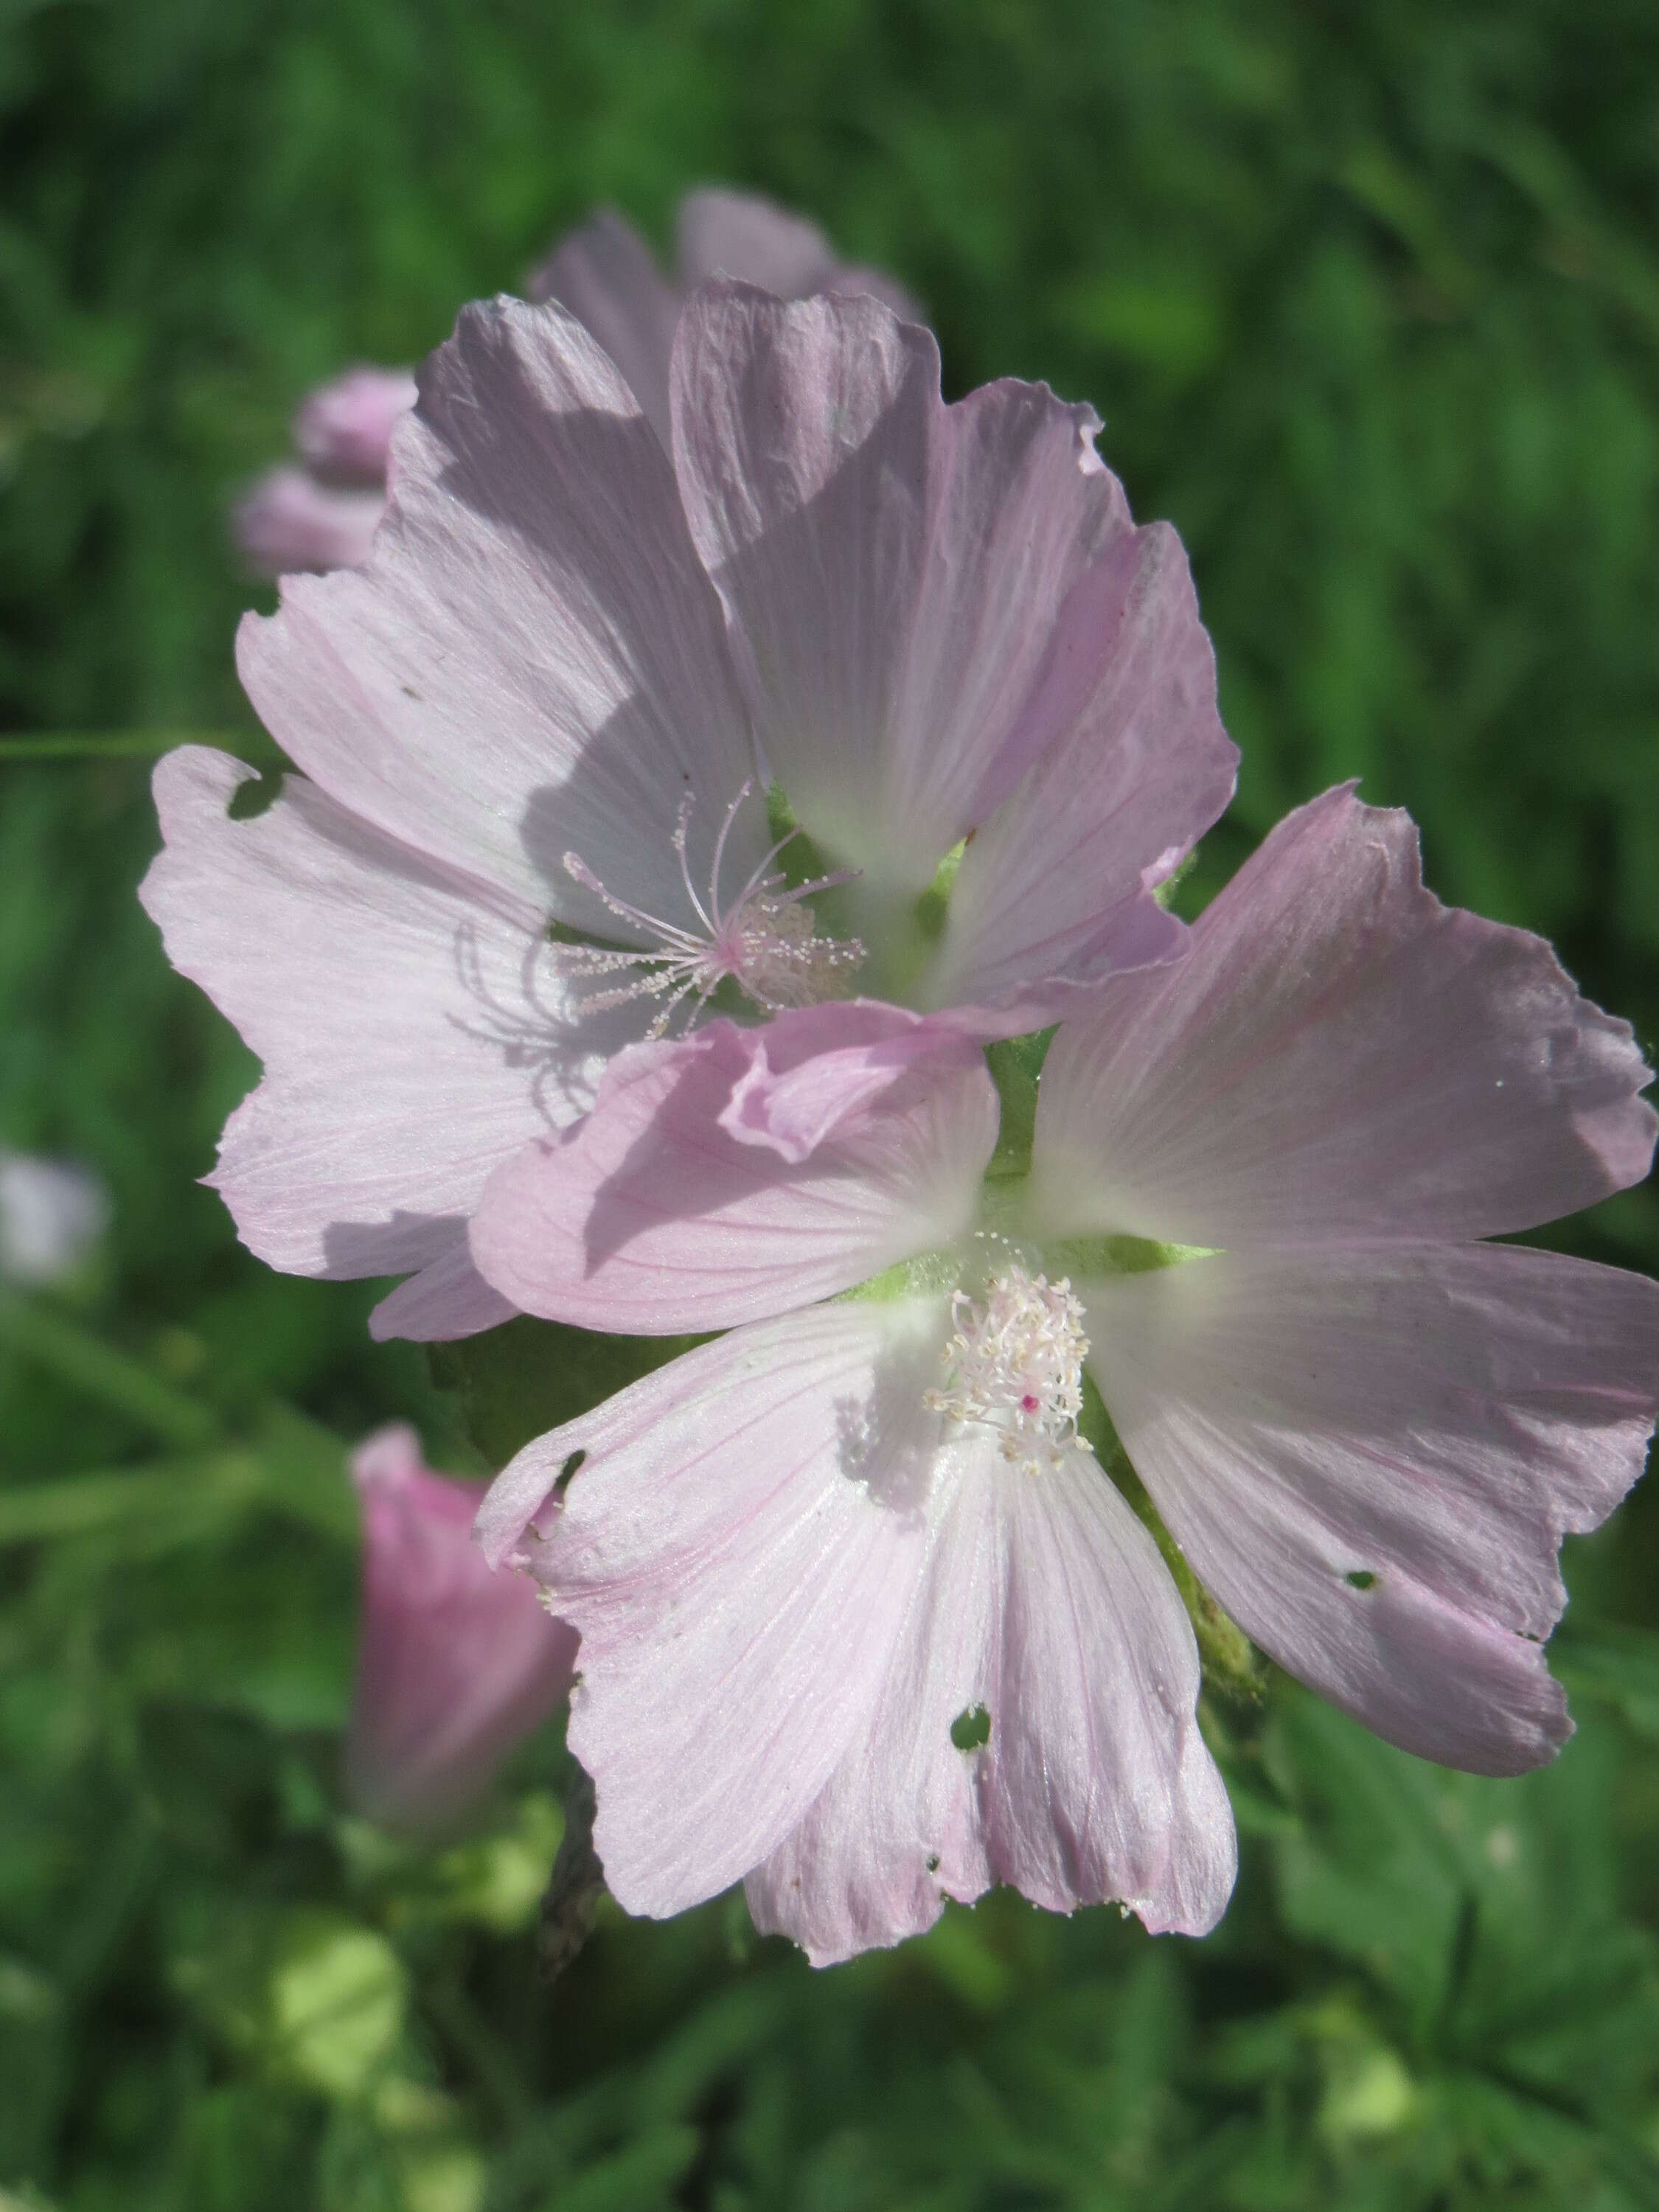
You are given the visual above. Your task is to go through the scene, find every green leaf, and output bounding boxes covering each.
[427,1315,712,1469]
[1555,1624,1659,1742]
[265,1913,406,2101]
[538,2126,700,2212]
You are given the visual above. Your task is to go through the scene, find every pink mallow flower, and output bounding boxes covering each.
[235,188,915,578]
[144,282,1236,1343]
[467,788,1659,1964]
[344,1423,575,1832]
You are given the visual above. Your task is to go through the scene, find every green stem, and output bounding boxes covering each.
[0,1458,218,1543]
[0,730,269,762]
[0,1422,357,1549]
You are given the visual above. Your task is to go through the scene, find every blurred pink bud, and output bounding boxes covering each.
[293,366,418,484]
[344,1423,577,1832]
[233,466,386,579]
[0,1151,108,1286]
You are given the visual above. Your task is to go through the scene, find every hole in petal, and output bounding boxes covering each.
[227,769,285,821]
[925,1853,941,1874]
[950,1703,991,1751]
[554,1450,586,1498]
[1345,1569,1377,1591]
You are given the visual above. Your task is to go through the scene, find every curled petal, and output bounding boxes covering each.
[713,1001,987,1162]
[470,1006,997,1333]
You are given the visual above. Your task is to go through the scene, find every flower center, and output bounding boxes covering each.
[922,1261,1092,1472]
[553,782,864,1038]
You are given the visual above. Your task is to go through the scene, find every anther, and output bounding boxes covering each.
[923,1263,1092,1474]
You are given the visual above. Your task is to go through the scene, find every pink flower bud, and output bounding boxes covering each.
[232,466,387,579]
[344,1424,576,1832]
[293,366,417,484]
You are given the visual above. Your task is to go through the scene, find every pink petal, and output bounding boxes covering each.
[468,1008,997,1332]
[924,522,1237,1016]
[1034,787,1656,1247]
[670,284,1136,901]
[368,1242,518,1343]
[346,1424,575,1832]
[1083,1244,1659,1773]
[524,194,921,445]
[139,747,623,1281]
[237,296,764,931]
[675,188,844,297]
[714,1001,985,1162]
[479,1307,935,1913]
[293,366,418,484]
[675,187,924,324]
[526,208,681,445]
[232,466,386,577]
[746,1436,1235,1964]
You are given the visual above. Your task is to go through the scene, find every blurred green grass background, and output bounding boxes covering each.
[3,1,1659,2205]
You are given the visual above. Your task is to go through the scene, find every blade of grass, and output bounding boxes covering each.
[0,730,264,761]
[0,1290,221,1449]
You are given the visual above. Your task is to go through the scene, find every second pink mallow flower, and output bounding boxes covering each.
[468,788,1659,1963]
[142,282,1237,1341]
[345,1423,576,1832]
[233,189,917,578]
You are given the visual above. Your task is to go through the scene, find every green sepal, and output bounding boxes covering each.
[911,838,966,945]
[1152,848,1199,909]
[1079,1371,1265,1703]
[428,1316,710,1471]
[1046,1234,1220,1277]
[836,1248,963,1305]
[982,1026,1057,1183]
[765,781,836,892]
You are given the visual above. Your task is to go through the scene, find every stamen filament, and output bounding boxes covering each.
[553,785,866,1039]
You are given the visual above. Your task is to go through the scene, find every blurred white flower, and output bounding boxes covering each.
[0,1151,110,1287]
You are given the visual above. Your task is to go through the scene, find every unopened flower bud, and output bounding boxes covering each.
[345,1424,575,1832]
[233,466,386,578]
[293,366,417,484]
